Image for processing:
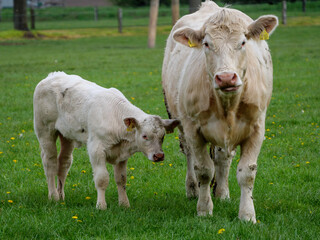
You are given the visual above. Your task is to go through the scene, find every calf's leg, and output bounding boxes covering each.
[114,160,130,207]
[39,133,59,201]
[88,140,109,210]
[57,133,74,200]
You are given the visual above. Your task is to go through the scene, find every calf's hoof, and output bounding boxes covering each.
[48,191,60,201]
[119,201,130,208]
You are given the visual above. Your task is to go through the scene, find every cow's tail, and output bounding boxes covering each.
[162,88,172,119]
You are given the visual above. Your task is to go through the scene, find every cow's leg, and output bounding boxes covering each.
[88,140,109,210]
[57,133,74,201]
[212,147,235,199]
[38,133,59,201]
[179,129,199,198]
[237,119,265,223]
[114,160,130,207]
[184,121,214,216]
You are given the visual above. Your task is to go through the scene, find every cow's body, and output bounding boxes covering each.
[34,72,179,209]
[162,0,278,222]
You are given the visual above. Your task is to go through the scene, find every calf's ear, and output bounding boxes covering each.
[173,27,204,48]
[246,15,278,40]
[124,117,139,132]
[162,119,180,134]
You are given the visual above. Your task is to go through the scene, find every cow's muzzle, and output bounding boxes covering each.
[214,72,242,92]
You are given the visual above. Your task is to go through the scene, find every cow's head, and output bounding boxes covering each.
[124,116,180,162]
[173,9,278,96]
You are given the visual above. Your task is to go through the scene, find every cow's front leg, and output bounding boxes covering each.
[88,140,109,210]
[114,160,130,208]
[237,119,265,223]
[212,147,235,199]
[185,123,214,216]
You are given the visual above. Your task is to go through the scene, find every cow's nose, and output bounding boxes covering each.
[153,153,164,162]
[215,72,237,86]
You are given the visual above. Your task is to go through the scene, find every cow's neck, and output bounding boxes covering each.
[215,91,241,118]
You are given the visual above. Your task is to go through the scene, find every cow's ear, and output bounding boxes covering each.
[162,119,180,134]
[246,15,278,40]
[173,27,204,48]
[124,117,139,132]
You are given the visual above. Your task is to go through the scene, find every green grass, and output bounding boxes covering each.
[0,7,320,240]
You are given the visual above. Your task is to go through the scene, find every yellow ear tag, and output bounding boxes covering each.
[259,29,269,40]
[188,40,196,48]
[127,123,134,132]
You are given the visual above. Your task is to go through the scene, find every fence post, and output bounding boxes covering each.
[118,8,122,33]
[94,6,98,21]
[30,7,35,29]
[282,1,287,25]
[171,0,179,26]
[148,0,159,48]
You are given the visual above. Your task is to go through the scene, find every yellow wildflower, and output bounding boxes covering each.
[77,220,82,223]
[85,197,91,200]
[72,216,78,219]
[218,228,225,234]
[81,170,86,173]
[306,161,310,164]
[13,160,17,163]
[130,167,135,170]
[11,137,15,140]
[8,200,13,203]
[160,163,164,166]
[6,192,11,194]
[131,97,135,100]
[0,152,3,154]
[169,164,173,167]
[130,176,134,180]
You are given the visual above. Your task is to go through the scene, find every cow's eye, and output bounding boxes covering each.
[241,41,246,47]
[203,42,209,48]
[142,135,148,140]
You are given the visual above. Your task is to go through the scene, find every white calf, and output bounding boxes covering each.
[34,72,179,209]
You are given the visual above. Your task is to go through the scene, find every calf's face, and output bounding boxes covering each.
[124,116,180,162]
[173,12,278,96]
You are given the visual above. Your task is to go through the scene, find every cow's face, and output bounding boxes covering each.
[173,11,278,96]
[124,116,180,162]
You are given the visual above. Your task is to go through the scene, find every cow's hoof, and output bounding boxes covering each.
[239,213,256,224]
[186,181,199,199]
[119,201,130,208]
[96,202,107,210]
[197,210,213,217]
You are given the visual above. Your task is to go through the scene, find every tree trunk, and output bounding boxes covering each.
[189,0,201,14]
[14,0,29,31]
[148,0,159,48]
[171,0,179,26]
[0,0,2,22]
[302,0,306,12]
[282,1,287,25]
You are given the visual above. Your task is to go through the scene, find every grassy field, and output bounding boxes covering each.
[0,3,320,240]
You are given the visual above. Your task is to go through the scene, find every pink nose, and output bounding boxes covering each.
[215,72,237,87]
[153,153,164,162]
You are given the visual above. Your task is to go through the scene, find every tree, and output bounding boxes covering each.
[302,0,306,12]
[171,0,180,26]
[148,0,159,48]
[14,0,29,31]
[189,0,201,13]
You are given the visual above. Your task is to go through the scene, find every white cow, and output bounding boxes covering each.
[34,72,180,209]
[162,0,278,222]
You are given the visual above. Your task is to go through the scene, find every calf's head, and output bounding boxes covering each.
[124,116,180,162]
[173,9,278,96]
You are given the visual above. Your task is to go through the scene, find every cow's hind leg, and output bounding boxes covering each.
[39,132,59,201]
[114,160,130,207]
[212,146,234,199]
[88,140,109,210]
[57,133,75,201]
[179,129,199,199]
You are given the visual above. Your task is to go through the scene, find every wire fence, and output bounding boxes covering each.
[0,1,319,30]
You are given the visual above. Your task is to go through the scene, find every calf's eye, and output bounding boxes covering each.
[241,41,246,47]
[203,42,209,48]
[142,135,148,140]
